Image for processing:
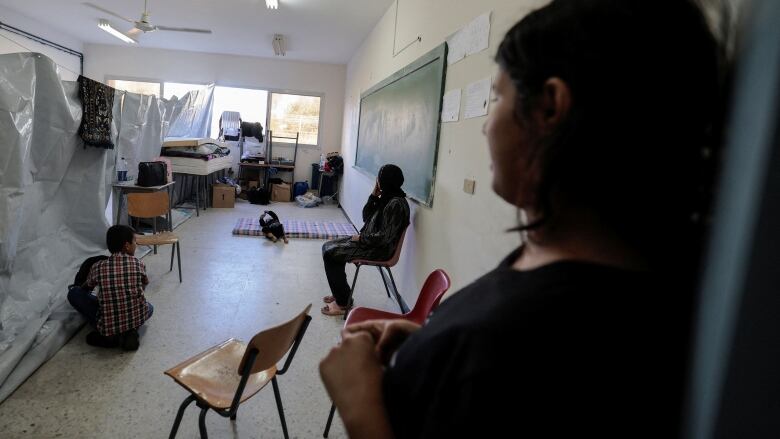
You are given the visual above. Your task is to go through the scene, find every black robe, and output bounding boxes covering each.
[322,195,410,262]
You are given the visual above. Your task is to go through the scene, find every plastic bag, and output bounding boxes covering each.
[296,193,322,208]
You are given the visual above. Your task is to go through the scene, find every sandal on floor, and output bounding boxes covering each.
[321,303,347,316]
[323,295,336,303]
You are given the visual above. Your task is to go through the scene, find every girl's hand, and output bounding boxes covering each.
[344,319,421,364]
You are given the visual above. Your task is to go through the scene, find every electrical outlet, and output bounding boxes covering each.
[463,178,476,194]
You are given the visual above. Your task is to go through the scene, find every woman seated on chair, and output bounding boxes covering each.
[320,0,724,436]
[321,164,410,316]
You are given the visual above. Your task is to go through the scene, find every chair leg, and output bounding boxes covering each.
[169,243,175,272]
[272,377,289,439]
[323,402,336,438]
[198,406,209,439]
[169,394,196,439]
[344,265,361,321]
[377,266,391,298]
[386,268,407,314]
[153,217,158,254]
[176,242,182,283]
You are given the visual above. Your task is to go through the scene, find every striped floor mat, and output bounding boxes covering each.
[232,217,357,240]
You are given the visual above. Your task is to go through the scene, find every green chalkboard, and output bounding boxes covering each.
[355,43,447,206]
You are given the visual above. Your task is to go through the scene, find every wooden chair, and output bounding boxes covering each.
[323,270,451,437]
[127,192,182,282]
[165,304,312,439]
[344,227,408,319]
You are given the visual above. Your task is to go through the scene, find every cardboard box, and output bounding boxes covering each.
[212,183,235,208]
[271,182,292,202]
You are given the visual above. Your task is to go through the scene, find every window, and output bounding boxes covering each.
[163,82,206,100]
[269,93,321,145]
[107,79,161,97]
[210,86,268,139]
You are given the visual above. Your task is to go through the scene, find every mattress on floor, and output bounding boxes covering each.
[169,155,232,175]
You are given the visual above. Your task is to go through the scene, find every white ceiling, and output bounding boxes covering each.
[2,0,395,64]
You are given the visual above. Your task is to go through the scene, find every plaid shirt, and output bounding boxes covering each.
[86,253,150,336]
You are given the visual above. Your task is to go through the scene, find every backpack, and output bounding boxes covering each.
[73,255,109,287]
[248,187,270,205]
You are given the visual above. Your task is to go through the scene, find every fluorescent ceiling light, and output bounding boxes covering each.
[98,19,136,44]
[272,34,285,56]
[265,0,278,9]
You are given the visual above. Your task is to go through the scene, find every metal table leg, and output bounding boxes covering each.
[195,176,200,217]
[115,189,124,225]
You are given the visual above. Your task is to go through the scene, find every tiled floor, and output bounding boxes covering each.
[0,199,399,438]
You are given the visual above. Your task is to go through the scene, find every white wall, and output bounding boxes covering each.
[84,44,347,183]
[0,5,83,81]
[340,0,550,299]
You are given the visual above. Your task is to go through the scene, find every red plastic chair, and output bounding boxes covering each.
[323,269,451,437]
[344,228,408,319]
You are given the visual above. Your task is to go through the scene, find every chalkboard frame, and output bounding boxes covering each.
[354,43,448,207]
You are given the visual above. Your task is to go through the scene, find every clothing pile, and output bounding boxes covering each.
[296,192,322,208]
[217,176,241,195]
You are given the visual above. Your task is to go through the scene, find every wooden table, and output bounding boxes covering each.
[112,181,175,229]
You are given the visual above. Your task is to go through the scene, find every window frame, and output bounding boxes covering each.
[105,75,163,97]
[267,89,325,148]
[104,76,326,148]
[162,81,211,100]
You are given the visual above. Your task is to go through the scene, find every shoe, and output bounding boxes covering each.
[86,331,119,348]
[120,329,140,351]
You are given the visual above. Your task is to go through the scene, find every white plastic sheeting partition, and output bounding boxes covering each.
[116,91,164,179]
[164,86,213,139]
[0,52,213,402]
[0,53,112,401]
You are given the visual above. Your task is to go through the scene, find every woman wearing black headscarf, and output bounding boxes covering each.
[321,164,410,316]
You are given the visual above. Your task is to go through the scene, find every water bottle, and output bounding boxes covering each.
[117,157,128,182]
[319,153,326,169]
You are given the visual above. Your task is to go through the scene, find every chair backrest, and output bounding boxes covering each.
[373,226,407,267]
[127,192,170,219]
[406,269,451,324]
[238,304,312,375]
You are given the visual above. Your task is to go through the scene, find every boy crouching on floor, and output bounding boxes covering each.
[68,225,153,351]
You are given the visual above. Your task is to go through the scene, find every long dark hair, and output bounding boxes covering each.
[496,0,726,277]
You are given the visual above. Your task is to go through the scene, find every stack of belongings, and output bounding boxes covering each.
[161,138,232,176]
[161,138,230,161]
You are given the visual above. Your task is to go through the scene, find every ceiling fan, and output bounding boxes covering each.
[83,0,212,41]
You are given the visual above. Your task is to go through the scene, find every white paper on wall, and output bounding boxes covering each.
[441,89,462,122]
[465,12,491,57]
[446,30,466,65]
[446,11,492,65]
[464,77,491,119]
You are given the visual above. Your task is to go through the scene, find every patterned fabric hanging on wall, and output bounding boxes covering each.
[77,75,115,149]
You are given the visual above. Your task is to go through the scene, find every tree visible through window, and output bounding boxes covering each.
[270,93,321,145]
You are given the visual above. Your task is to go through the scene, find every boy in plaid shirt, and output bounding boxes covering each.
[67,225,154,350]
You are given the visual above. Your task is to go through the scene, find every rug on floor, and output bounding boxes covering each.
[232,217,357,239]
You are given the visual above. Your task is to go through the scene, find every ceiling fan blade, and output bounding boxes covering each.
[155,25,212,34]
[82,2,135,24]
[126,28,143,39]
